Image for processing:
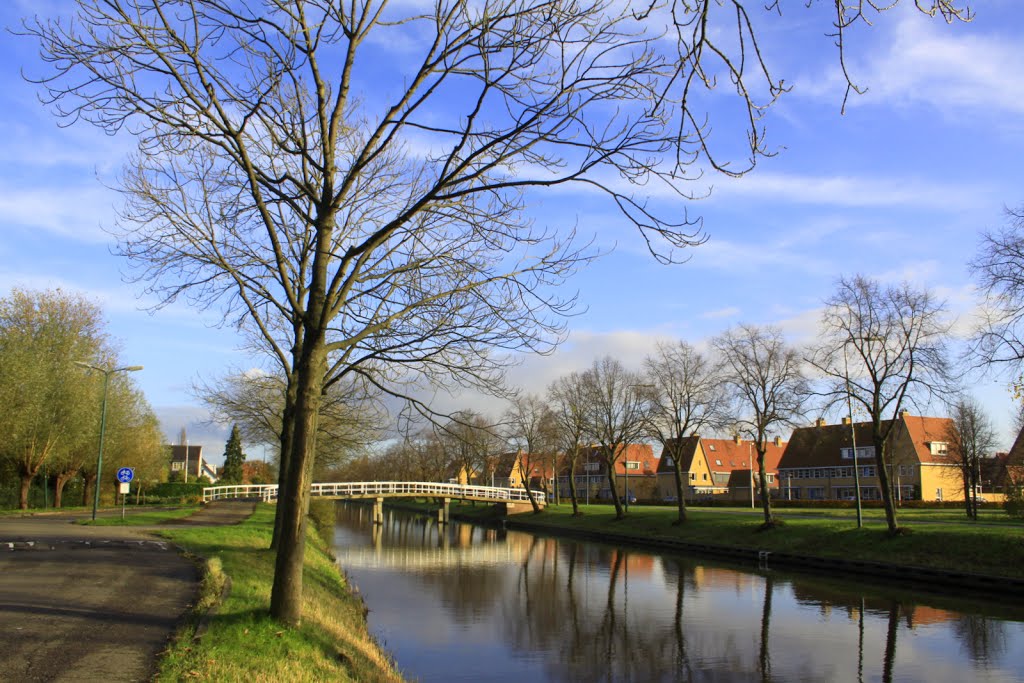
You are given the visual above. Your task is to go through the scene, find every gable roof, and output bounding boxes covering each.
[778,413,956,470]
[900,414,958,465]
[702,437,786,474]
[169,444,203,463]
[655,436,700,473]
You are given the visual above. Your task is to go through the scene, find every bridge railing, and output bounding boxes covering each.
[202,481,546,505]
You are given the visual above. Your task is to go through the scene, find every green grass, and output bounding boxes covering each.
[154,505,402,683]
[440,501,1024,581]
[78,507,200,526]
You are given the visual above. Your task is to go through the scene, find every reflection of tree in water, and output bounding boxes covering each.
[335,506,1023,682]
[954,614,1007,665]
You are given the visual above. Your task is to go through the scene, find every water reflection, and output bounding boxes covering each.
[333,504,1024,683]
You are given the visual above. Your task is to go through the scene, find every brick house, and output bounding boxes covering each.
[776,412,959,502]
[656,435,786,502]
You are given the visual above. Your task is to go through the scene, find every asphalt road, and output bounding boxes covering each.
[0,502,256,682]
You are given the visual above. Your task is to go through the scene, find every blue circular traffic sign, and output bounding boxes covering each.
[116,467,134,483]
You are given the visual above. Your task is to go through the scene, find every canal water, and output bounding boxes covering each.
[331,504,1024,683]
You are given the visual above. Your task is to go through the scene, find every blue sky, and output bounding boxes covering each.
[3,1,1023,464]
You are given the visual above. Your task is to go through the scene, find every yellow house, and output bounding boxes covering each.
[657,435,787,502]
[655,435,722,501]
[777,412,962,502]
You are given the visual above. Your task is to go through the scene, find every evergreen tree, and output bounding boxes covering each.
[221,425,245,484]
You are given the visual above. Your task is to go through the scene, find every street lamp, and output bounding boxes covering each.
[841,336,881,529]
[75,362,143,520]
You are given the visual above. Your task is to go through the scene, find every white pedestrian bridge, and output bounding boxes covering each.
[202,481,546,505]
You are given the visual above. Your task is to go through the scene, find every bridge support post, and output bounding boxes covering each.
[438,498,450,525]
[373,497,384,525]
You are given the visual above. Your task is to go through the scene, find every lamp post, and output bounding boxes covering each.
[75,362,143,520]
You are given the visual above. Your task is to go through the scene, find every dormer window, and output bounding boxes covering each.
[929,442,948,456]
[708,444,716,451]
[840,446,875,460]
[715,459,722,466]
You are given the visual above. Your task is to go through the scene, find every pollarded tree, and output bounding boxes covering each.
[581,357,651,520]
[221,425,246,485]
[26,0,972,625]
[0,288,108,509]
[807,275,953,534]
[946,397,998,520]
[643,340,729,524]
[714,325,809,528]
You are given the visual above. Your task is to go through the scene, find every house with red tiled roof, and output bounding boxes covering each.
[656,435,787,503]
[559,444,658,501]
[776,412,960,502]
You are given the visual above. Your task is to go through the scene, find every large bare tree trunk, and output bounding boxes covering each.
[269,340,326,626]
[605,459,624,519]
[271,374,298,550]
[567,454,580,516]
[873,433,899,533]
[670,442,689,524]
[757,448,773,526]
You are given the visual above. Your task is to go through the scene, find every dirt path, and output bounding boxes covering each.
[0,501,256,682]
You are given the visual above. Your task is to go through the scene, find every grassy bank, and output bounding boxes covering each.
[82,507,200,526]
[429,501,1024,581]
[155,504,402,683]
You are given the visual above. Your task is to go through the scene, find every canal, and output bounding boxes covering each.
[331,504,1024,683]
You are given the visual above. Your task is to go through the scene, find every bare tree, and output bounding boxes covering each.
[437,410,499,488]
[548,371,590,516]
[581,357,650,520]
[714,325,808,527]
[643,340,728,524]
[807,275,953,534]
[25,0,971,625]
[504,394,555,513]
[970,205,1024,371]
[947,396,998,520]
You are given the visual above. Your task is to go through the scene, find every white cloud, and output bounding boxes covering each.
[701,306,741,320]
[799,11,1024,117]
[0,185,116,243]
[711,171,987,210]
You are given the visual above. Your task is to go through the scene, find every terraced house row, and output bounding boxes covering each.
[454,412,1023,505]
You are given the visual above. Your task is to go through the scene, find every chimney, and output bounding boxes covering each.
[900,409,910,419]
[842,416,851,426]
[774,436,782,447]
[816,417,826,428]
[734,434,742,445]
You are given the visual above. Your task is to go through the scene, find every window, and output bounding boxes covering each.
[936,488,943,501]
[663,456,674,467]
[766,474,775,483]
[584,462,600,472]
[840,446,875,460]
[702,473,708,481]
[806,487,825,500]
[898,464,915,477]
[171,462,183,471]
[715,459,722,466]
[625,461,640,470]
[689,473,696,481]
[708,444,716,451]
[929,442,949,456]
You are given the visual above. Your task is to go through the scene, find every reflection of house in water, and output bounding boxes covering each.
[606,550,655,578]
